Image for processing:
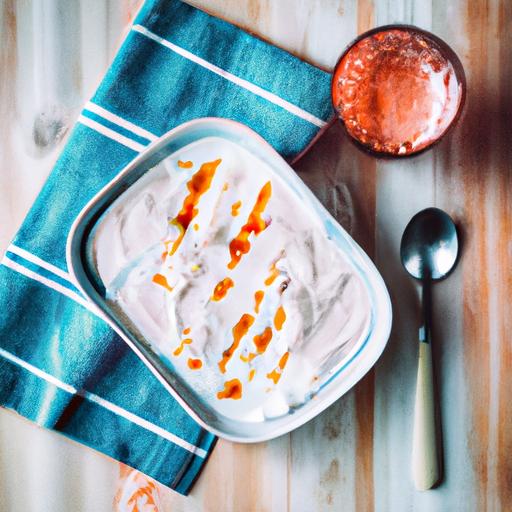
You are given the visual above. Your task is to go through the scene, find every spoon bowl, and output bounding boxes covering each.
[401,207,458,281]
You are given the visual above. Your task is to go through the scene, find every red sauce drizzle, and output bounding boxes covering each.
[173,338,192,356]
[217,379,243,400]
[169,159,221,255]
[254,290,264,313]
[211,277,234,301]
[218,314,255,373]
[178,160,193,169]
[267,352,290,384]
[253,327,273,354]
[152,273,173,292]
[188,358,203,370]
[183,327,191,335]
[231,200,242,216]
[227,182,272,269]
[274,306,286,331]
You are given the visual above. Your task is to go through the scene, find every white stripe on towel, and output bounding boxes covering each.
[7,244,72,284]
[84,102,158,142]
[82,391,207,457]
[78,115,146,152]
[1,255,100,318]
[132,24,328,129]
[0,347,76,394]
[0,346,207,458]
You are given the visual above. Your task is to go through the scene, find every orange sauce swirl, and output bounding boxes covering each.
[227,182,272,269]
[177,160,193,169]
[173,338,192,356]
[240,352,256,363]
[264,261,280,286]
[187,358,203,370]
[211,277,234,301]
[218,314,255,373]
[217,379,243,400]
[267,352,290,384]
[152,273,173,292]
[254,290,264,313]
[169,159,221,255]
[231,200,242,216]
[253,327,273,353]
[274,306,286,331]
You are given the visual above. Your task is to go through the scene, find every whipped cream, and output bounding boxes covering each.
[93,137,371,421]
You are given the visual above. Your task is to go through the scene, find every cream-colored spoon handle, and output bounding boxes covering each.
[412,340,439,490]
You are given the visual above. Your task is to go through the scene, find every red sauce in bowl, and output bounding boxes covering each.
[332,27,464,156]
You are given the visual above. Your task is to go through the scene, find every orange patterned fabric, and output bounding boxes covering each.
[114,464,162,512]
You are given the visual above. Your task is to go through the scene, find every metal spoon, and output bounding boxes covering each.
[400,207,459,491]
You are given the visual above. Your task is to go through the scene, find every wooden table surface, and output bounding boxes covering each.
[0,1,510,511]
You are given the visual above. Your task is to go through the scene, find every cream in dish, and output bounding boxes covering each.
[93,137,371,421]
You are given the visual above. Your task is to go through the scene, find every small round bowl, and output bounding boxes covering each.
[331,24,466,158]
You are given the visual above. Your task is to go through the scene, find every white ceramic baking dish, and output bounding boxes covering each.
[66,117,392,442]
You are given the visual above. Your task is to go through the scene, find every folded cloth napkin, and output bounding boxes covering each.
[0,0,332,493]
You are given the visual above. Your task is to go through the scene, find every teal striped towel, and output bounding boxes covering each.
[0,0,332,493]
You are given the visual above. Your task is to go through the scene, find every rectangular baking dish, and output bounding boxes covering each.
[66,117,392,442]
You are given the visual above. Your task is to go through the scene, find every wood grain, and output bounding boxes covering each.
[0,1,511,511]
[353,3,376,510]
[459,1,512,509]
